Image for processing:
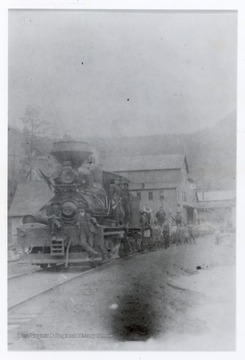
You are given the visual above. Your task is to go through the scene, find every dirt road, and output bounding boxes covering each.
[9,234,235,351]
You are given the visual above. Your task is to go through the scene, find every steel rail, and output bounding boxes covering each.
[8,250,144,312]
[8,269,42,281]
[8,267,97,312]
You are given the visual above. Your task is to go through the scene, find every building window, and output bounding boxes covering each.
[148,192,153,200]
[160,190,164,200]
[142,183,145,189]
[137,192,141,200]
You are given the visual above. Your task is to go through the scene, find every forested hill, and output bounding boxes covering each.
[90,112,236,191]
[8,112,236,193]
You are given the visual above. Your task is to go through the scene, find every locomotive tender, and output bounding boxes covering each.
[17,140,143,268]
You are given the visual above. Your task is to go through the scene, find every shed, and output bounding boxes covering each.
[196,190,236,227]
[8,181,53,245]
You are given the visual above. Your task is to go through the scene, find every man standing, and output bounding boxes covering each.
[79,210,100,258]
[109,179,125,225]
[152,220,162,249]
[143,203,153,226]
[109,179,123,202]
[155,206,166,228]
[85,155,103,189]
[175,210,182,226]
[162,218,170,249]
[187,221,196,244]
[120,179,130,226]
[174,211,182,245]
[214,228,222,245]
[140,211,151,250]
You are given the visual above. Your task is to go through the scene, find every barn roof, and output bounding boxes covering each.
[9,181,53,217]
[196,191,236,202]
[102,154,189,173]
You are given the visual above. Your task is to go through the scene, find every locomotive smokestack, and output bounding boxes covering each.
[51,140,92,169]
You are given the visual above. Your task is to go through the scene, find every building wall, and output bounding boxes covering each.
[9,216,23,246]
[115,164,197,221]
[197,205,236,227]
[177,182,196,207]
[130,188,177,214]
[115,169,181,184]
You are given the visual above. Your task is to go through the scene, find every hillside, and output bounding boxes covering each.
[8,112,236,198]
[87,113,236,191]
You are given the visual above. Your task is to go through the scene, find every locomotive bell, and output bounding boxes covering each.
[51,140,92,169]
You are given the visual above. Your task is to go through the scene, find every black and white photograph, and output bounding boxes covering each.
[6,5,237,352]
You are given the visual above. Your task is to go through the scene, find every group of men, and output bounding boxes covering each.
[142,204,196,248]
[77,202,196,260]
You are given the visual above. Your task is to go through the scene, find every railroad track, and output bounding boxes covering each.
[8,269,42,280]
[8,249,145,312]
[7,250,157,347]
[8,263,75,281]
[8,264,99,346]
[8,266,95,311]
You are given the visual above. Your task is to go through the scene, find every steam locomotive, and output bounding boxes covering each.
[17,140,144,269]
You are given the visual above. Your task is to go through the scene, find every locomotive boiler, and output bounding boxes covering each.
[17,140,142,269]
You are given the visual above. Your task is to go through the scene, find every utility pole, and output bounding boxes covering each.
[11,146,16,194]
[9,147,17,206]
[29,117,34,182]
[160,190,164,209]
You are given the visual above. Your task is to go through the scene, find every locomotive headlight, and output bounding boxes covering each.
[62,201,77,217]
[60,167,76,184]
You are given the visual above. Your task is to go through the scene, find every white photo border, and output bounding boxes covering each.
[1,1,244,360]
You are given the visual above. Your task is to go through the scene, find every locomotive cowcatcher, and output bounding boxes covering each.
[17,140,142,268]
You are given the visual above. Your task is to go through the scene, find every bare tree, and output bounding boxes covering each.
[21,106,52,181]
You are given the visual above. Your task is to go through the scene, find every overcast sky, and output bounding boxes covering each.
[8,10,237,138]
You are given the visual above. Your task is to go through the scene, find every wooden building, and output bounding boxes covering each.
[196,191,236,227]
[103,154,197,223]
[8,181,53,245]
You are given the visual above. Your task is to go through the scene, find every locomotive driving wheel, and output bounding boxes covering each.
[39,264,48,270]
[49,264,59,270]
